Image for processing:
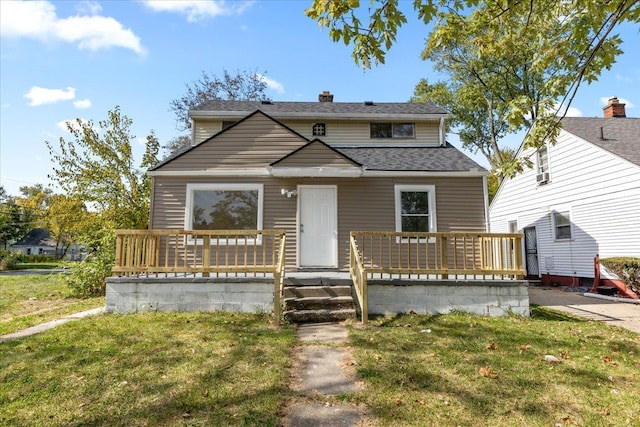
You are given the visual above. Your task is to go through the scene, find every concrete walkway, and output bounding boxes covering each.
[284,322,364,427]
[0,307,105,342]
[529,287,640,334]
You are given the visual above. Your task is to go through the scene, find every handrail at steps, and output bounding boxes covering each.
[273,233,287,326]
[349,233,368,325]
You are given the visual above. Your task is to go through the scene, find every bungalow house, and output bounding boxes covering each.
[489,97,640,295]
[12,228,56,256]
[108,92,528,321]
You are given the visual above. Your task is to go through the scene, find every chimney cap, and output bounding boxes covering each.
[318,91,334,102]
[603,96,626,118]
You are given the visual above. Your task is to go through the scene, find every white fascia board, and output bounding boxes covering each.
[189,111,448,121]
[268,166,363,178]
[147,169,270,177]
[363,170,489,177]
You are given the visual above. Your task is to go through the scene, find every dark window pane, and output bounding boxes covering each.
[370,123,392,138]
[401,192,429,215]
[402,216,430,232]
[192,190,258,230]
[556,225,571,239]
[393,123,414,138]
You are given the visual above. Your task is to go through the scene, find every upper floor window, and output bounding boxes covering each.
[553,211,572,240]
[312,123,326,136]
[536,146,550,183]
[222,121,236,131]
[370,123,415,139]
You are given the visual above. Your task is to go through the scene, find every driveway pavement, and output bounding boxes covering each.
[528,286,640,334]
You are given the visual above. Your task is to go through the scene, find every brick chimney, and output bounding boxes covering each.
[603,96,626,118]
[318,91,334,102]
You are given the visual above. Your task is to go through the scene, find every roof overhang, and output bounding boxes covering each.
[189,110,447,121]
[268,166,364,178]
[147,169,270,177]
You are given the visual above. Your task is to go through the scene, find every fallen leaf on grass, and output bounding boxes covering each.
[479,365,499,378]
[395,399,403,406]
[561,350,569,359]
[600,407,610,416]
[486,343,497,350]
[519,344,532,353]
[603,356,617,364]
[428,353,436,358]
[182,412,191,419]
[415,399,425,405]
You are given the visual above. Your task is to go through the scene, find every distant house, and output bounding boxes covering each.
[12,228,83,261]
[489,97,640,289]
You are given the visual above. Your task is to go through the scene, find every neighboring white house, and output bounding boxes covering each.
[489,97,640,287]
[12,228,84,261]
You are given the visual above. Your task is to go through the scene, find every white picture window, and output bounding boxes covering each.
[185,184,263,242]
[553,211,572,240]
[394,185,437,234]
[370,123,415,139]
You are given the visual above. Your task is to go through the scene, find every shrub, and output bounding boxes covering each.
[0,250,20,271]
[64,234,115,298]
[600,257,640,295]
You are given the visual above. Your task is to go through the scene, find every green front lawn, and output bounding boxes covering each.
[0,274,104,335]
[347,310,640,426]
[0,312,296,426]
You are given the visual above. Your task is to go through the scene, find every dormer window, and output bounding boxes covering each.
[370,123,415,139]
[312,123,326,136]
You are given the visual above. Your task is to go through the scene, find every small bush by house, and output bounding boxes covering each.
[600,257,640,295]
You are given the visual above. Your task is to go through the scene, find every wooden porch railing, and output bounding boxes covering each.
[113,229,287,325]
[349,231,526,324]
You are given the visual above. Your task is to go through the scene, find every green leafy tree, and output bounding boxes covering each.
[46,194,88,257]
[46,107,159,295]
[307,0,639,175]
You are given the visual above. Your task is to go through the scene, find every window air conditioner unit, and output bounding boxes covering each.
[536,172,549,183]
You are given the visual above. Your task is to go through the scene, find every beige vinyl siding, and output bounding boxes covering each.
[275,141,359,167]
[151,176,485,270]
[193,118,441,146]
[161,113,307,171]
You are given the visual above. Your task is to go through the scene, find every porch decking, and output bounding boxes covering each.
[109,230,528,324]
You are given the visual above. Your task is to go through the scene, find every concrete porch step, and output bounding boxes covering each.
[283,285,352,299]
[284,296,354,311]
[284,308,356,323]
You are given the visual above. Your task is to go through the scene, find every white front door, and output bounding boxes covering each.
[299,186,337,268]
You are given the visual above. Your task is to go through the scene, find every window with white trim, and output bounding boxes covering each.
[370,123,415,139]
[185,184,263,236]
[395,185,436,233]
[553,211,572,240]
[536,146,550,183]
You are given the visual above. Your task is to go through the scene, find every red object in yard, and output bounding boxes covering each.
[592,254,639,299]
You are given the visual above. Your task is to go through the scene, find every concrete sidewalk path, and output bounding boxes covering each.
[284,322,365,427]
[0,307,105,342]
[529,287,640,334]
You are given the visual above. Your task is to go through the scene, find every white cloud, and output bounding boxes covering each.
[25,86,75,106]
[76,1,102,15]
[600,96,635,109]
[74,99,92,109]
[143,0,253,22]
[615,73,632,83]
[0,0,145,55]
[56,118,88,133]
[553,102,582,117]
[258,74,285,94]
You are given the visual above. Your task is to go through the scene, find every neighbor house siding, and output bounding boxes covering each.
[151,176,486,270]
[193,118,441,146]
[489,129,640,279]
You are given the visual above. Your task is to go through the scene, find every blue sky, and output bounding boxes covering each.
[1,0,638,197]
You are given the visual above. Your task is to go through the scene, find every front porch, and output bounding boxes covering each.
[108,230,528,324]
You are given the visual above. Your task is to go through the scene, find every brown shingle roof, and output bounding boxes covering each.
[190,100,447,116]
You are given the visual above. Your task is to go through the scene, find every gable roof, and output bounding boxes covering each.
[561,117,640,167]
[152,110,310,171]
[14,228,55,247]
[336,143,486,172]
[190,100,447,120]
[270,139,362,168]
